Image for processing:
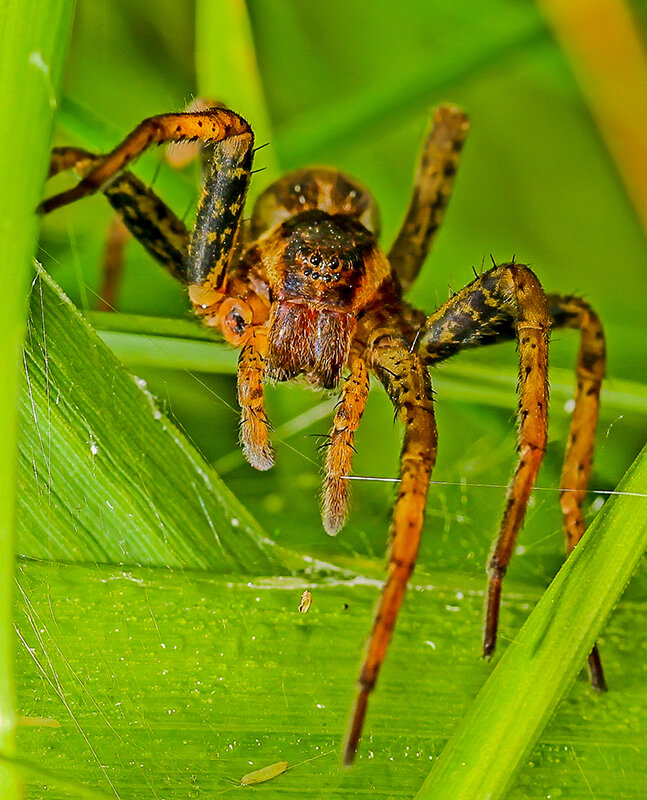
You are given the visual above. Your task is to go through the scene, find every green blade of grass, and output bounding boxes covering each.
[0,1,74,796]
[195,0,280,184]
[415,440,647,800]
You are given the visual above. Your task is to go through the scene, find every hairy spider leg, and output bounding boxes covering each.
[238,329,273,471]
[418,263,551,659]
[39,107,252,214]
[388,105,469,293]
[46,112,258,299]
[50,102,228,309]
[548,294,607,689]
[343,331,437,765]
[44,108,253,291]
[164,98,225,169]
[321,352,370,534]
[46,125,272,471]
[46,146,190,283]
[187,127,254,291]
[414,277,607,686]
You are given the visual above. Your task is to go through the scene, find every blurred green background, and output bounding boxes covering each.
[27,1,647,798]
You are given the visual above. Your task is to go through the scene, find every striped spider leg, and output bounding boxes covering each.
[417,273,607,683]
[42,108,275,466]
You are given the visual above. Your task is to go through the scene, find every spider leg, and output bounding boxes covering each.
[97,216,130,311]
[187,125,254,291]
[45,109,255,307]
[388,105,469,293]
[548,294,607,690]
[45,146,189,283]
[418,263,551,660]
[39,107,251,213]
[344,331,437,764]
[43,107,254,295]
[164,98,225,170]
[321,352,370,535]
[48,146,96,178]
[238,328,274,471]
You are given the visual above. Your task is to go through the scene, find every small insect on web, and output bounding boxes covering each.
[40,102,607,764]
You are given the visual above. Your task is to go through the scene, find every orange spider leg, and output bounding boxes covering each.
[47,147,131,309]
[45,146,190,284]
[238,328,274,471]
[484,317,550,655]
[389,105,469,292]
[43,111,256,314]
[481,270,551,658]
[39,107,252,214]
[344,333,437,764]
[48,146,96,178]
[418,263,551,658]
[322,352,370,535]
[550,294,607,689]
[165,98,224,169]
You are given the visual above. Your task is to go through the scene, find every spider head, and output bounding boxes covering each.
[259,209,390,388]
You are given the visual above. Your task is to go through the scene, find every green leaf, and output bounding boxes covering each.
[19,266,300,575]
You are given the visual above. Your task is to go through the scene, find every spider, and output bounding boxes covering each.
[39,103,606,764]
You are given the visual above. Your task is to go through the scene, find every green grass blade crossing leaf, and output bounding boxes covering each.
[415,441,647,800]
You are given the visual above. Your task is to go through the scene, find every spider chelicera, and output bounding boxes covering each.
[40,103,606,763]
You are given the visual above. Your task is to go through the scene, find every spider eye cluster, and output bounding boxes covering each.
[269,209,376,307]
[298,246,355,283]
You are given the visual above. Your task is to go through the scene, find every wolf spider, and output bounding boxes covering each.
[40,103,606,763]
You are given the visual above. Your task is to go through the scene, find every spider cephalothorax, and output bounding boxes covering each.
[41,103,606,764]
[261,208,391,388]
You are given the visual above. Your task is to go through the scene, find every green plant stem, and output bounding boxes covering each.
[87,315,647,416]
[194,0,280,185]
[0,1,74,797]
[415,439,647,800]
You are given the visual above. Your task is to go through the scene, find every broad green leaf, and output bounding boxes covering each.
[14,508,647,800]
[18,266,300,576]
